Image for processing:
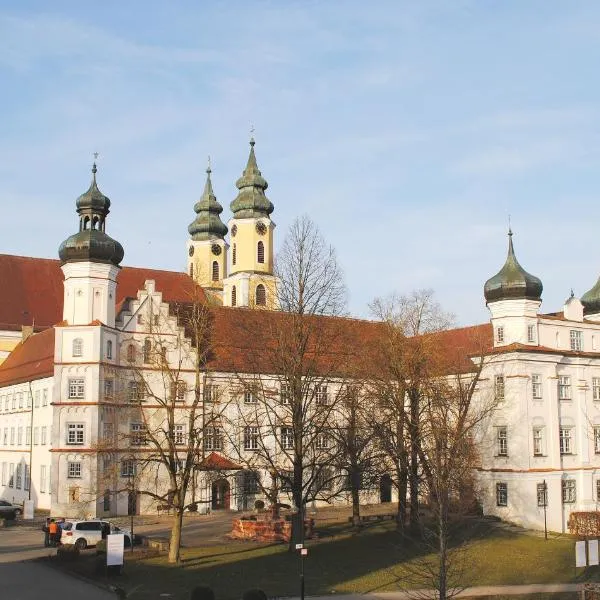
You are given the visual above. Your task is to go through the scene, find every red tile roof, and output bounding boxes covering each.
[0,254,204,332]
[198,452,242,471]
[0,328,55,387]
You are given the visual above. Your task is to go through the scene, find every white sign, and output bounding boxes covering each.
[107,533,125,566]
[295,543,303,550]
[589,540,599,566]
[301,548,308,556]
[23,500,34,520]
[576,540,587,567]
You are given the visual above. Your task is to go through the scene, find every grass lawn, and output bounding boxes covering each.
[86,518,600,600]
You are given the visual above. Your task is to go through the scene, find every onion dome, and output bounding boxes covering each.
[230,138,274,218]
[581,277,600,314]
[188,163,228,241]
[58,163,124,266]
[484,229,543,304]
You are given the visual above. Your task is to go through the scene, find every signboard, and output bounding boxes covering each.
[576,540,587,567]
[589,540,599,566]
[107,533,125,566]
[295,544,303,550]
[301,548,308,556]
[23,500,34,520]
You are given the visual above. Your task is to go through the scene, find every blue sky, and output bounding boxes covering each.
[1,1,600,325]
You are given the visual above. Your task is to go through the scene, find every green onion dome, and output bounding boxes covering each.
[188,165,228,241]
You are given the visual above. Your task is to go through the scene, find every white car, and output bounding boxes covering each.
[60,520,132,550]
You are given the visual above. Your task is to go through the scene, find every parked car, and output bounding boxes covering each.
[60,520,133,550]
[0,500,22,519]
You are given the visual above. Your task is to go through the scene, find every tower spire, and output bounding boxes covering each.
[188,159,228,241]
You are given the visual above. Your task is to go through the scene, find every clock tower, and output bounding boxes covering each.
[187,163,228,298]
[222,138,278,309]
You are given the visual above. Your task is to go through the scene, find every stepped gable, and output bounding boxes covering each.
[0,254,204,331]
[0,328,55,387]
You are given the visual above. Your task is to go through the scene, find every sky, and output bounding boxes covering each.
[1,0,600,326]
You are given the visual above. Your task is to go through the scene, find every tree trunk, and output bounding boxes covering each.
[409,389,420,531]
[351,470,361,528]
[396,464,408,532]
[437,491,449,600]
[168,507,184,564]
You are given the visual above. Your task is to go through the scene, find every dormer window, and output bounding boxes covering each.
[72,338,83,357]
[570,330,583,351]
[496,326,504,343]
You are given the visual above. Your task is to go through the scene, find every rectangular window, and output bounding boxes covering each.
[176,381,186,401]
[0,462,5,486]
[68,462,82,479]
[17,427,22,446]
[527,324,536,343]
[562,479,576,503]
[595,427,600,454]
[570,330,583,351]
[34,390,40,408]
[66,423,85,445]
[496,482,508,506]
[11,394,15,409]
[315,385,329,406]
[315,467,334,492]
[244,426,259,451]
[558,376,571,400]
[16,464,22,489]
[242,470,260,494]
[532,374,542,400]
[9,463,14,488]
[128,380,142,402]
[316,432,330,450]
[594,378,600,401]
[10,427,15,445]
[26,392,31,408]
[496,426,508,456]
[41,426,47,445]
[496,326,504,343]
[130,423,147,446]
[104,379,114,399]
[533,427,544,456]
[25,426,31,446]
[280,427,294,450]
[68,378,85,399]
[244,390,256,404]
[24,465,30,491]
[537,482,548,507]
[120,460,136,478]
[559,427,573,455]
[42,389,48,406]
[18,392,23,408]
[495,375,505,401]
[103,423,113,442]
[204,384,218,403]
[204,426,223,451]
[175,424,186,445]
[2,428,6,445]
[33,427,39,445]
[280,384,290,405]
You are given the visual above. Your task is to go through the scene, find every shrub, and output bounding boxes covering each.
[187,503,198,513]
[568,511,600,536]
[242,589,267,600]
[254,500,265,511]
[189,585,215,600]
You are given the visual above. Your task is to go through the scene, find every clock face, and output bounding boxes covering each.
[188,246,194,257]
[211,244,222,256]
[231,224,238,237]
[256,222,267,235]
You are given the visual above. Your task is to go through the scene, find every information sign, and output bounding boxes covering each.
[107,533,125,566]
[589,540,599,566]
[23,500,34,520]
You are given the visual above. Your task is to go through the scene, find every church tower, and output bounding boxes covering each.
[187,162,228,298]
[222,138,278,309]
[58,162,124,327]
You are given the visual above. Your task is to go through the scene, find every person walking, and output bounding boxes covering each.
[48,519,58,547]
[42,518,50,547]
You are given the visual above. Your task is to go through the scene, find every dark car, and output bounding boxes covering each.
[0,500,22,519]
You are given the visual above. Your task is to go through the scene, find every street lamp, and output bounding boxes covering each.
[543,479,548,541]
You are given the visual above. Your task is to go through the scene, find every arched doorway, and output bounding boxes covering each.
[379,474,392,503]
[212,478,230,510]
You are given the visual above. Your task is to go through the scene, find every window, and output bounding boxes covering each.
[16,464,22,489]
[594,378,600,401]
[153,314,159,326]
[533,427,544,456]
[496,326,504,343]
[72,338,83,357]
[128,380,142,402]
[496,482,507,506]
[570,330,583,351]
[279,470,293,493]
[68,462,82,479]
[257,241,265,264]
[1,463,6,486]
[256,284,266,306]
[42,389,48,406]
[33,427,39,445]
[175,424,186,445]
[10,427,14,445]
[558,376,571,400]
[242,470,260,494]
[244,426,259,451]
[18,393,23,408]
[315,467,333,492]
[495,375,505,401]
[562,479,576,503]
[204,426,223,451]
[68,378,85,399]
[595,427,600,454]
[17,427,23,446]
[528,324,536,343]
[316,432,330,450]
[106,340,113,359]
[2,428,6,445]
[496,426,508,456]
[24,465,30,491]
[9,463,14,488]
[232,243,237,266]
[41,426,47,445]
[143,339,152,363]
[532,374,542,400]
[66,423,85,445]
[559,427,573,455]
[204,384,218,403]
[137,314,144,325]
[4,396,7,411]
[280,427,294,450]
[231,286,237,307]
[244,390,256,404]
[315,385,329,406]
[212,261,219,282]
[280,383,290,405]
[120,460,136,478]
[26,392,31,408]
[11,394,15,409]
[25,427,31,446]
[171,380,186,401]
[104,379,114,399]
[103,489,111,512]
[34,390,40,408]
[130,423,146,446]
[103,423,113,442]
[537,482,548,507]
[126,344,136,363]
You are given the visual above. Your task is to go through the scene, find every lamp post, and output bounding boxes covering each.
[543,479,548,541]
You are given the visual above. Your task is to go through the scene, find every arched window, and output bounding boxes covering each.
[232,243,237,266]
[231,286,237,307]
[143,339,152,364]
[72,338,83,357]
[256,284,266,306]
[257,241,265,264]
[189,263,194,278]
[212,261,219,282]
[127,344,136,363]
[83,216,90,231]
[106,340,113,360]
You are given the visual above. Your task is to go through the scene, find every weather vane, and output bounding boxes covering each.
[93,152,99,161]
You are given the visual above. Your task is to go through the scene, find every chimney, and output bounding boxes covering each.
[21,326,34,342]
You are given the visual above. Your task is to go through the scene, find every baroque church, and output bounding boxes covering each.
[2,138,600,533]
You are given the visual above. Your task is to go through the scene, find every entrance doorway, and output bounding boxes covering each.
[379,474,392,503]
[211,478,231,510]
